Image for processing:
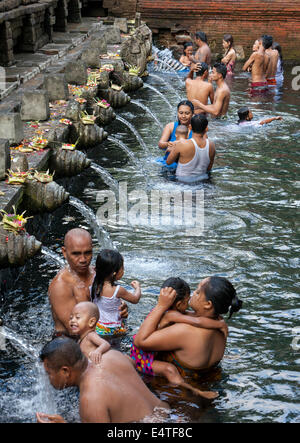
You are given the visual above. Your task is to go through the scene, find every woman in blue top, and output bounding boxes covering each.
[157,100,194,170]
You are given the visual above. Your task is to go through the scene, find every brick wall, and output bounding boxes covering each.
[104,0,300,59]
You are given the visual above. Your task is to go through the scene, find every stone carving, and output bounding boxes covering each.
[23,180,70,213]
[49,149,91,177]
[98,88,130,108]
[0,226,41,267]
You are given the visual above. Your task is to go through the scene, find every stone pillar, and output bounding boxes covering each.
[0,139,11,181]
[0,113,24,144]
[20,90,50,121]
[0,22,14,66]
[54,0,68,32]
[44,74,69,101]
[68,0,82,24]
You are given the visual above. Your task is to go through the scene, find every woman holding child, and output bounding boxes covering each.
[157,100,194,169]
[134,276,242,377]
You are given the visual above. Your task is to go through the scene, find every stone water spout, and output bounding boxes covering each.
[0,227,41,267]
[49,148,91,178]
[98,88,130,108]
[23,180,70,213]
[74,123,108,148]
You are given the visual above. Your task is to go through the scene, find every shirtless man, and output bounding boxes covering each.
[191,63,230,118]
[242,37,270,93]
[185,62,214,114]
[262,35,279,87]
[48,228,127,336]
[193,31,211,66]
[36,337,167,423]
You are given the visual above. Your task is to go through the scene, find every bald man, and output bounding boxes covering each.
[48,228,127,337]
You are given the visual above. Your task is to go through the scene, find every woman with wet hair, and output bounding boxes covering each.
[179,42,194,68]
[221,34,236,75]
[134,276,242,376]
[157,100,194,170]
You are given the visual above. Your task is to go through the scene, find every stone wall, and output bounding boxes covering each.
[0,0,82,66]
[102,0,300,60]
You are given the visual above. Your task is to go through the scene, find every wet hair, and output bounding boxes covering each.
[175,124,189,135]
[161,277,191,306]
[195,31,207,43]
[237,106,250,123]
[261,35,273,49]
[273,42,283,70]
[213,62,227,79]
[195,62,209,77]
[74,301,100,323]
[183,42,193,55]
[202,276,242,319]
[191,113,208,134]
[40,337,85,371]
[223,34,234,51]
[91,249,124,301]
[177,100,194,123]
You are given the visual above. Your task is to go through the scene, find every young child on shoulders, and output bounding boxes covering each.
[69,301,111,364]
[163,124,190,170]
[237,106,283,126]
[130,277,227,399]
[91,249,142,337]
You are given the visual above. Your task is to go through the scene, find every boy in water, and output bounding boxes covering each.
[69,301,110,364]
[237,107,283,126]
[163,124,189,170]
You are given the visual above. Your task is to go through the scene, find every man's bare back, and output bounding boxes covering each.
[243,42,269,83]
[195,44,211,65]
[186,75,214,114]
[191,64,230,118]
[265,48,279,79]
[79,350,166,422]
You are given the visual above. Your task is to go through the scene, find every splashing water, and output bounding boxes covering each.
[41,246,65,267]
[130,99,164,130]
[143,83,174,110]
[148,73,183,101]
[69,196,114,249]
[90,162,119,193]
[116,115,150,155]
[107,135,144,168]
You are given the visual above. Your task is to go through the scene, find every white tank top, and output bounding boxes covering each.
[176,138,211,179]
[94,285,122,328]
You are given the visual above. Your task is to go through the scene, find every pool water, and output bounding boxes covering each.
[0,61,299,423]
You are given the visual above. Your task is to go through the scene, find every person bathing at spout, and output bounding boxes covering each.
[179,42,194,69]
[191,63,230,118]
[185,62,214,114]
[36,337,167,423]
[130,277,227,399]
[166,113,215,183]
